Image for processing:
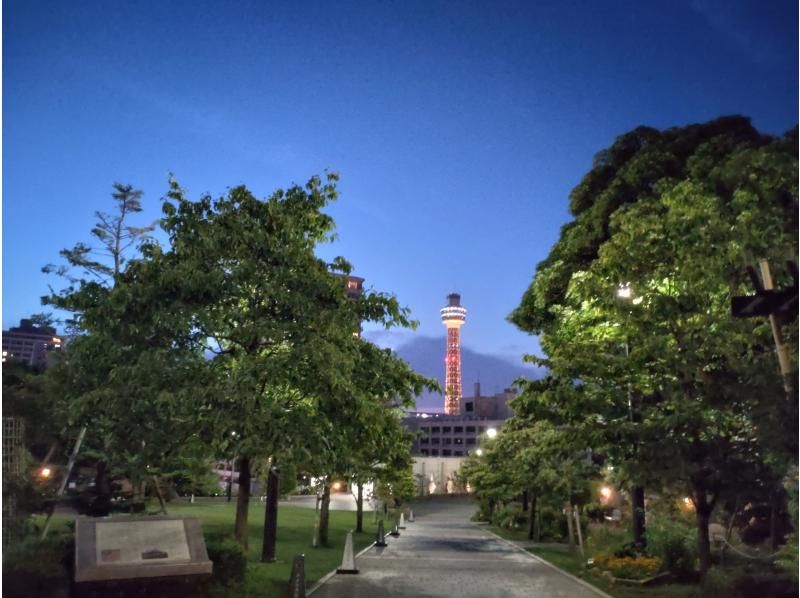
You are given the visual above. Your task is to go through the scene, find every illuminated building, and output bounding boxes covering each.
[440,293,467,415]
[2,319,62,370]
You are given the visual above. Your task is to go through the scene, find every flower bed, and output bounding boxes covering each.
[592,553,663,580]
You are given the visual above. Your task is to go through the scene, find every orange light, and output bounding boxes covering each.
[600,486,612,499]
[332,482,342,491]
[40,467,52,479]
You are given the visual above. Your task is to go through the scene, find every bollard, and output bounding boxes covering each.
[398,512,406,530]
[389,523,400,537]
[375,519,387,547]
[336,530,359,574]
[408,510,414,522]
[288,554,306,597]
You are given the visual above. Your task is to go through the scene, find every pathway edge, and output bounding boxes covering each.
[306,540,376,596]
[477,525,614,598]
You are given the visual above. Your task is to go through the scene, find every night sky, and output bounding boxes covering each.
[4,1,798,383]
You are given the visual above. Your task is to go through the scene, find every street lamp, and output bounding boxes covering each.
[486,428,497,439]
[475,449,483,457]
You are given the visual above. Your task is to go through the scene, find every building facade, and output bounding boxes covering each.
[404,384,517,457]
[2,319,62,370]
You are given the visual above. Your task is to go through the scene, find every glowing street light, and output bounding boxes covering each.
[600,486,612,500]
[486,428,497,439]
[40,467,52,479]
[617,283,633,300]
[475,449,483,457]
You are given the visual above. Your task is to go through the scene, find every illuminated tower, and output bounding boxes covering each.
[440,293,467,415]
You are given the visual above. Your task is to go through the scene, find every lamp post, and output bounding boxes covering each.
[616,284,647,549]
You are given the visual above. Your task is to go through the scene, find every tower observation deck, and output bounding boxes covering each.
[440,293,467,415]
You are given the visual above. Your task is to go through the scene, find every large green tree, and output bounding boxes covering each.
[42,184,209,514]
[511,117,798,573]
[157,173,432,553]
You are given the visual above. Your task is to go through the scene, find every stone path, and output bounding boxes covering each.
[309,497,609,598]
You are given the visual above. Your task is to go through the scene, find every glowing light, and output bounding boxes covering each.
[683,497,693,508]
[475,449,483,457]
[40,467,52,479]
[332,481,342,491]
[617,284,633,300]
[600,486,612,499]
[486,428,497,439]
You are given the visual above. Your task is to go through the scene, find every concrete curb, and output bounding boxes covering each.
[477,526,614,598]
[306,540,378,596]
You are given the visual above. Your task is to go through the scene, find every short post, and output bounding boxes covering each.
[375,519,387,547]
[288,554,306,597]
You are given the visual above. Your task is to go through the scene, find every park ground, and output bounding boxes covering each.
[32,495,795,597]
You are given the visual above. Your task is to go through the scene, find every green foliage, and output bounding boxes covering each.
[699,567,736,598]
[205,535,247,590]
[648,520,697,580]
[1,533,73,598]
[510,116,798,574]
[492,503,526,530]
[776,467,799,579]
[278,462,298,498]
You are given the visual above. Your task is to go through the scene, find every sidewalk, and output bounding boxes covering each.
[309,497,610,598]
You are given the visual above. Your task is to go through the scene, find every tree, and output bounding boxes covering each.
[157,173,435,554]
[41,184,208,515]
[511,117,798,573]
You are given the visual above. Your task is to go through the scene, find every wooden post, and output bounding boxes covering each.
[573,506,585,556]
[565,503,575,551]
[41,427,87,539]
[152,475,168,515]
[759,259,793,394]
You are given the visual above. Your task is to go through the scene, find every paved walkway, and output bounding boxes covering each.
[309,497,608,598]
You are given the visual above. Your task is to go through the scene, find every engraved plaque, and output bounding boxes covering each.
[95,520,190,565]
[75,516,212,583]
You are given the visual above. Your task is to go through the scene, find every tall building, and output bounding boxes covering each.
[2,319,63,370]
[440,293,467,415]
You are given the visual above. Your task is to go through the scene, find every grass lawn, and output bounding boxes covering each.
[169,501,382,596]
[34,501,387,597]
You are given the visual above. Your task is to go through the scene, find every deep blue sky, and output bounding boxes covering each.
[4,0,798,367]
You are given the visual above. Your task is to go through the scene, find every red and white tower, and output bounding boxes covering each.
[440,293,467,415]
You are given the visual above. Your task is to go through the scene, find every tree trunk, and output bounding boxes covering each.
[527,495,537,541]
[770,490,780,551]
[94,461,112,516]
[234,456,252,549]
[522,489,529,512]
[565,503,575,551]
[696,505,712,575]
[319,482,331,546]
[226,459,234,503]
[632,485,646,549]
[536,504,542,542]
[261,460,279,562]
[356,481,364,533]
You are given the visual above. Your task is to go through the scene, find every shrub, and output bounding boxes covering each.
[492,504,526,530]
[205,535,247,589]
[700,567,736,598]
[593,552,663,580]
[648,519,697,580]
[2,532,73,598]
